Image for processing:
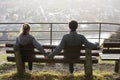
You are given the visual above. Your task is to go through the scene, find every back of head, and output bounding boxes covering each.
[69,20,78,31]
[21,23,30,35]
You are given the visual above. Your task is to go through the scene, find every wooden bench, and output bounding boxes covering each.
[100,42,120,73]
[6,43,99,79]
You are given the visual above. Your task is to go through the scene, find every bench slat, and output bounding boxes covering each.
[100,54,120,60]
[103,42,120,47]
[6,50,99,56]
[5,44,56,49]
[103,50,120,53]
[5,44,99,50]
[7,56,98,63]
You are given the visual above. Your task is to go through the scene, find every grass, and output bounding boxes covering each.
[0,54,6,61]
[0,63,15,71]
[0,70,116,80]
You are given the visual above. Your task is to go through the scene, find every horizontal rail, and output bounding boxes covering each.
[0,30,117,33]
[0,38,107,41]
[0,30,103,32]
[0,22,120,25]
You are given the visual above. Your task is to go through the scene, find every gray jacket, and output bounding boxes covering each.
[16,34,46,55]
[49,31,98,58]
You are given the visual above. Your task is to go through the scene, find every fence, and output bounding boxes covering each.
[0,22,120,47]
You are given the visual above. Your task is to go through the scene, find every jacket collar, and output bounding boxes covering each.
[70,31,77,34]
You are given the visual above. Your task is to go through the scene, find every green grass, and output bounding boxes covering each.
[0,70,116,80]
[0,63,15,71]
[0,54,7,61]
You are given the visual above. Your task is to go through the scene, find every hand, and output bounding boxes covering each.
[45,52,54,60]
[45,56,49,59]
[44,52,49,59]
[95,42,99,46]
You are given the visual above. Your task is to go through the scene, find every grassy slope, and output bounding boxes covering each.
[0,71,115,80]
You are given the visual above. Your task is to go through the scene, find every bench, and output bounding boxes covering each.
[100,42,120,73]
[5,43,99,79]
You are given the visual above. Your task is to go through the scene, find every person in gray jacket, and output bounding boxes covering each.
[16,23,47,70]
[48,20,99,73]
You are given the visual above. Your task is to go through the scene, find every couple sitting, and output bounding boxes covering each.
[16,20,98,71]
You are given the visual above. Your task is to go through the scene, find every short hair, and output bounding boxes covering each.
[69,20,78,31]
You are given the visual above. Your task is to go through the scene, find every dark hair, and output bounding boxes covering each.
[69,20,78,31]
[21,23,30,35]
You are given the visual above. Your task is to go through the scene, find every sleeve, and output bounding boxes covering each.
[48,36,65,58]
[32,37,47,56]
[82,35,98,49]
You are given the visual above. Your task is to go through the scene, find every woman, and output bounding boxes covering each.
[16,23,47,70]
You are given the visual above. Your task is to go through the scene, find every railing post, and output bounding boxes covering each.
[50,23,54,52]
[14,44,25,76]
[98,23,101,44]
[50,23,52,45]
[85,48,93,80]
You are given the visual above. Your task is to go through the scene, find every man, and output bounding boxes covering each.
[48,20,99,73]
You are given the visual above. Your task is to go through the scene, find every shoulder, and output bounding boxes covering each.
[63,34,70,38]
[27,34,36,40]
[77,34,87,40]
[80,34,84,37]
[63,34,69,37]
[77,34,85,37]
[16,34,21,40]
[28,34,34,38]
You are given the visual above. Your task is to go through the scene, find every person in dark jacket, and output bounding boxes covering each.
[16,23,47,70]
[48,20,99,73]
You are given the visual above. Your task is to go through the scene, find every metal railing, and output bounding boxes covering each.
[0,22,120,46]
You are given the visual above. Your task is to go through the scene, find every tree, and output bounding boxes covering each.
[104,28,120,42]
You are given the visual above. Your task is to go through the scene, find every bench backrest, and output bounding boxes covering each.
[102,42,120,54]
[6,43,99,57]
